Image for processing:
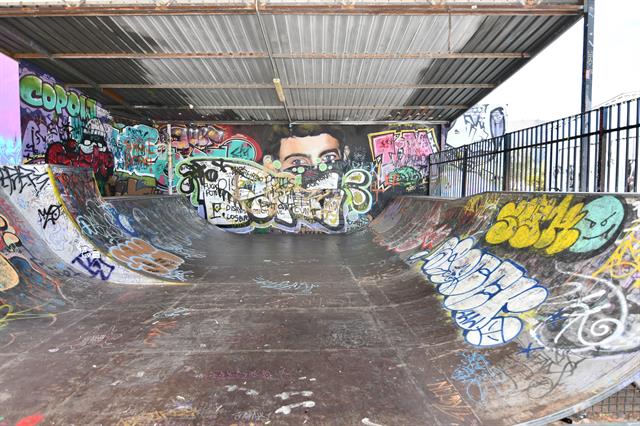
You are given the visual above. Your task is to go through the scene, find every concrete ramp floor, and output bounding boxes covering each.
[0,164,638,425]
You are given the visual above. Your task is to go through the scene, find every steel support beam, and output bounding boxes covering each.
[0,3,585,17]
[67,83,497,90]
[0,21,146,121]
[106,105,469,110]
[580,0,595,114]
[579,0,595,192]
[12,52,530,60]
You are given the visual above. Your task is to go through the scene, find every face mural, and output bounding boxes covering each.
[169,124,439,233]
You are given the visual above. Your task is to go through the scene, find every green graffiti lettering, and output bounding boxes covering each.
[67,92,80,117]
[86,98,97,119]
[80,95,87,120]
[41,82,56,111]
[54,84,68,115]
[19,75,43,107]
[19,73,99,118]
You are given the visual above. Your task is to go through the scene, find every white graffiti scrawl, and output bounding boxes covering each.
[410,237,548,346]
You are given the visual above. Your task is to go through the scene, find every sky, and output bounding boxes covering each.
[480,0,640,130]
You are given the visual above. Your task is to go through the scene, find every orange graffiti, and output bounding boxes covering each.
[144,320,177,347]
[427,381,474,422]
[110,238,183,277]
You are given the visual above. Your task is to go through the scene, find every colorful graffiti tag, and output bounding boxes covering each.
[368,128,438,192]
[485,195,625,255]
[19,64,115,193]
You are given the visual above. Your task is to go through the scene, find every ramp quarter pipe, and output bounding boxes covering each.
[0,164,638,425]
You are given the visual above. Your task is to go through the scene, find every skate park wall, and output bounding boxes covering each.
[13,61,443,233]
[371,192,640,354]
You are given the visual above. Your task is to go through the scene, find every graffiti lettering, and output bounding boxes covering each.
[485,195,624,255]
[37,204,62,229]
[410,237,547,346]
[20,74,96,119]
[0,166,50,197]
[450,352,510,403]
[71,251,115,281]
[254,277,318,294]
[177,157,372,233]
[368,128,438,192]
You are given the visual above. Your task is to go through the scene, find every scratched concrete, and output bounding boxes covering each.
[0,165,638,425]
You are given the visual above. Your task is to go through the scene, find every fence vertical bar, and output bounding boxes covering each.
[597,107,607,192]
[167,123,173,195]
[461,146,468,197]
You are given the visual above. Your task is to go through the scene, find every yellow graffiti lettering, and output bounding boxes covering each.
[485,195,586,255]
[593,228,640,281]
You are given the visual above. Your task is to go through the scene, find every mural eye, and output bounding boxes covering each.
[321,153,339,163]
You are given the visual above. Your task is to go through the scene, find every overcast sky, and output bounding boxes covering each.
[480,0,640,129]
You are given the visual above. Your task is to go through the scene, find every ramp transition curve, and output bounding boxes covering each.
[0,164,638,425]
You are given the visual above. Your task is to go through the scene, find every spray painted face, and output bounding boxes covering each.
[570,195,625,253]
[79,135,96,154]
[79,134,106,154]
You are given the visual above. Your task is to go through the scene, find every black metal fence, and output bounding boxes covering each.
[428,97,640,197]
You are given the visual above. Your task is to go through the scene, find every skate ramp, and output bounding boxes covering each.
[0,165,638,425]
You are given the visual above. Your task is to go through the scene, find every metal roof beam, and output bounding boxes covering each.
[106,105,469,110]
[0,3,584,17]
[0,21,147,120]
[68,83,496,90]
[12,52,530,60]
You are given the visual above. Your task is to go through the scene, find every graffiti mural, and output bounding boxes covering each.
[447,104,508,148]
[368,128,438,192]
[20,64,115,193]
[0,53,22,165]
[409,236,548,347]
[176,157,372,233]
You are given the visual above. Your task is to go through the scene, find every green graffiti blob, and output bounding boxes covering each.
[570,195,625,253]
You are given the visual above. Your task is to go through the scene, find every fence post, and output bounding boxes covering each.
[167,123,173,195]
[596,106,607,191]
[461,146,468,197]
[501,134,511,191]
[426,159,431,196]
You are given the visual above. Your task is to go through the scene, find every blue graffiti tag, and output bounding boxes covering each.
[71,251,115,281]
[451,351,509,403]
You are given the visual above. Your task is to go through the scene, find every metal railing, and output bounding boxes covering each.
[428,97,640,197]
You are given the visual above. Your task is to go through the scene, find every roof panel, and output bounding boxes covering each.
[0,5,582,122]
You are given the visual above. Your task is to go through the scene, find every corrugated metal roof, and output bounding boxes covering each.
[0,1,583,123]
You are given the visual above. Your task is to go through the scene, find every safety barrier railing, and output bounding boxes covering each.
[428,97,640,197]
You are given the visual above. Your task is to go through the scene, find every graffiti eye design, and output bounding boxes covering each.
[321,153,339,163]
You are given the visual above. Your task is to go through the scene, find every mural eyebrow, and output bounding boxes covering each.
[282,153,311,162]
[318,149,341,158]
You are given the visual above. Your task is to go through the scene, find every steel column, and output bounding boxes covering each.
[579,0,595,191]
